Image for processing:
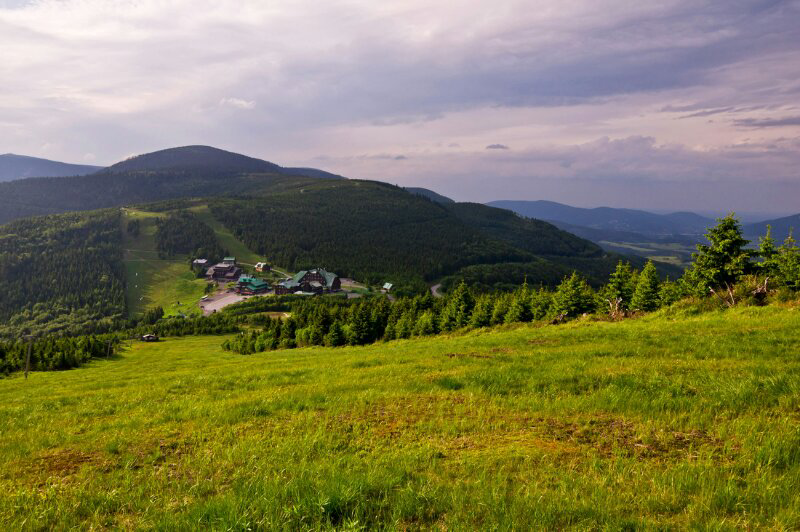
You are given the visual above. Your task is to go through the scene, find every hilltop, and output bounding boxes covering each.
[1,304,798,528]
[0,145,343,225]
[106,145,282,174]
[0,153,102,182]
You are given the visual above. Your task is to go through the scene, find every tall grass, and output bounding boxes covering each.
[0,305,798,529]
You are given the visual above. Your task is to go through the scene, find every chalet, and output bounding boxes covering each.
[254,262,270,272]
[274,268,341,295]
[206,262,242,282]
[236,275,270,295]
[141,334,159,342]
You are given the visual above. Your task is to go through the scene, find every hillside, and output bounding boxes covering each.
[405,187,455,204]
[1,305,798,528]
[744,213,800,241]
[488,199,713,235]
[206,179,635,289]
[0,209,126,338]
[107,145,281,174]
[0,146,341,225]
[0,153,101,182]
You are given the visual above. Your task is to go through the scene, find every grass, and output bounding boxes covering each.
[121,208,207,318]
[190,205,264,266]
[1,304,800,528]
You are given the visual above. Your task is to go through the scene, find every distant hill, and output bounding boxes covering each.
[405,187,455,204]
[488,200,713,236]
[0,145,343,225]
[744,213,800,241]
[107,145,281,174]
[0,153,102,182]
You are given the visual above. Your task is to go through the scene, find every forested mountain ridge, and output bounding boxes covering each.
[0,153,102,182]
[488,199,713,236]
[0,145,343,225]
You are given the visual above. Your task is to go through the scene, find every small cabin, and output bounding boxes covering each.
[141,334,159,342]
[382,282,393,292]
[255,262,270,272]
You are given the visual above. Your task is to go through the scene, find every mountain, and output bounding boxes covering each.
[405,187,455,204]
[0,145,343,225]
[744,213,800,241]
[106,145,281,174]
[0,153,102,182]
[488,200,713,236]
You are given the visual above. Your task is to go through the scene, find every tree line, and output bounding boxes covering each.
[223,214,800,355]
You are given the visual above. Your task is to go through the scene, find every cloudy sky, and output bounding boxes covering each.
[1,0,799,214]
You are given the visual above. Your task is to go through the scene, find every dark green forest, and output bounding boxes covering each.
[0,210,127,339]
[154,210,225,261]
[208,179,634,290]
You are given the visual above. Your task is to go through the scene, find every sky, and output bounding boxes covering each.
[1,0,799,214]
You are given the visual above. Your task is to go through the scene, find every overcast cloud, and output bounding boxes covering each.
[1,0,799,212]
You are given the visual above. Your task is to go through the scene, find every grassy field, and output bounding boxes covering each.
[1,305,799,528]
[121,209,207,318]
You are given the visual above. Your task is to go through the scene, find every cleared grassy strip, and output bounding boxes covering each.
[190,204,263,265]
[0,305,799,528]
[122,208,206,318]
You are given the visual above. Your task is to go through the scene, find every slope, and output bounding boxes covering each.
[1,305,798,528]
[0,153,102,182]
[121,208,208,319]
[744,213,800,241]
[489,199,713,235]
[0,146,338,225]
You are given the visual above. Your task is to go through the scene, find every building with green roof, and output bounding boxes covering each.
[235,275,270,295]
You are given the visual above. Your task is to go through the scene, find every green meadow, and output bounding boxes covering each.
[1,304,799,529]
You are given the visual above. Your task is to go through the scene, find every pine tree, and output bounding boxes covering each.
[469,295,493,328]
[325,321,345,347]
[757,225,779,278]
[413,310,436,336]
[604,261,635,311]
[631,260,660,312]
[504,282,533,323]
[686,213,753,294]
[552,272,595,318]
[439,281,474,332]
[776,229,800,290]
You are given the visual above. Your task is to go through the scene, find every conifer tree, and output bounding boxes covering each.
[631,260,660,312]
[469,295,493,328]
[757,225,779,277]
[439,281,474,331]
[504,282,533,323]
[324,321,345,347]
[776,229,800,290]
[552,272,595,317]
[685,213,753,294]
[603,261,635,311]
[413,310,436,336]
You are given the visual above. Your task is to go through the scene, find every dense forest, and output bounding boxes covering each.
[208,179,637,291]
[0,210,127,339]
[223,216,800,355]
[154,210,226,261]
